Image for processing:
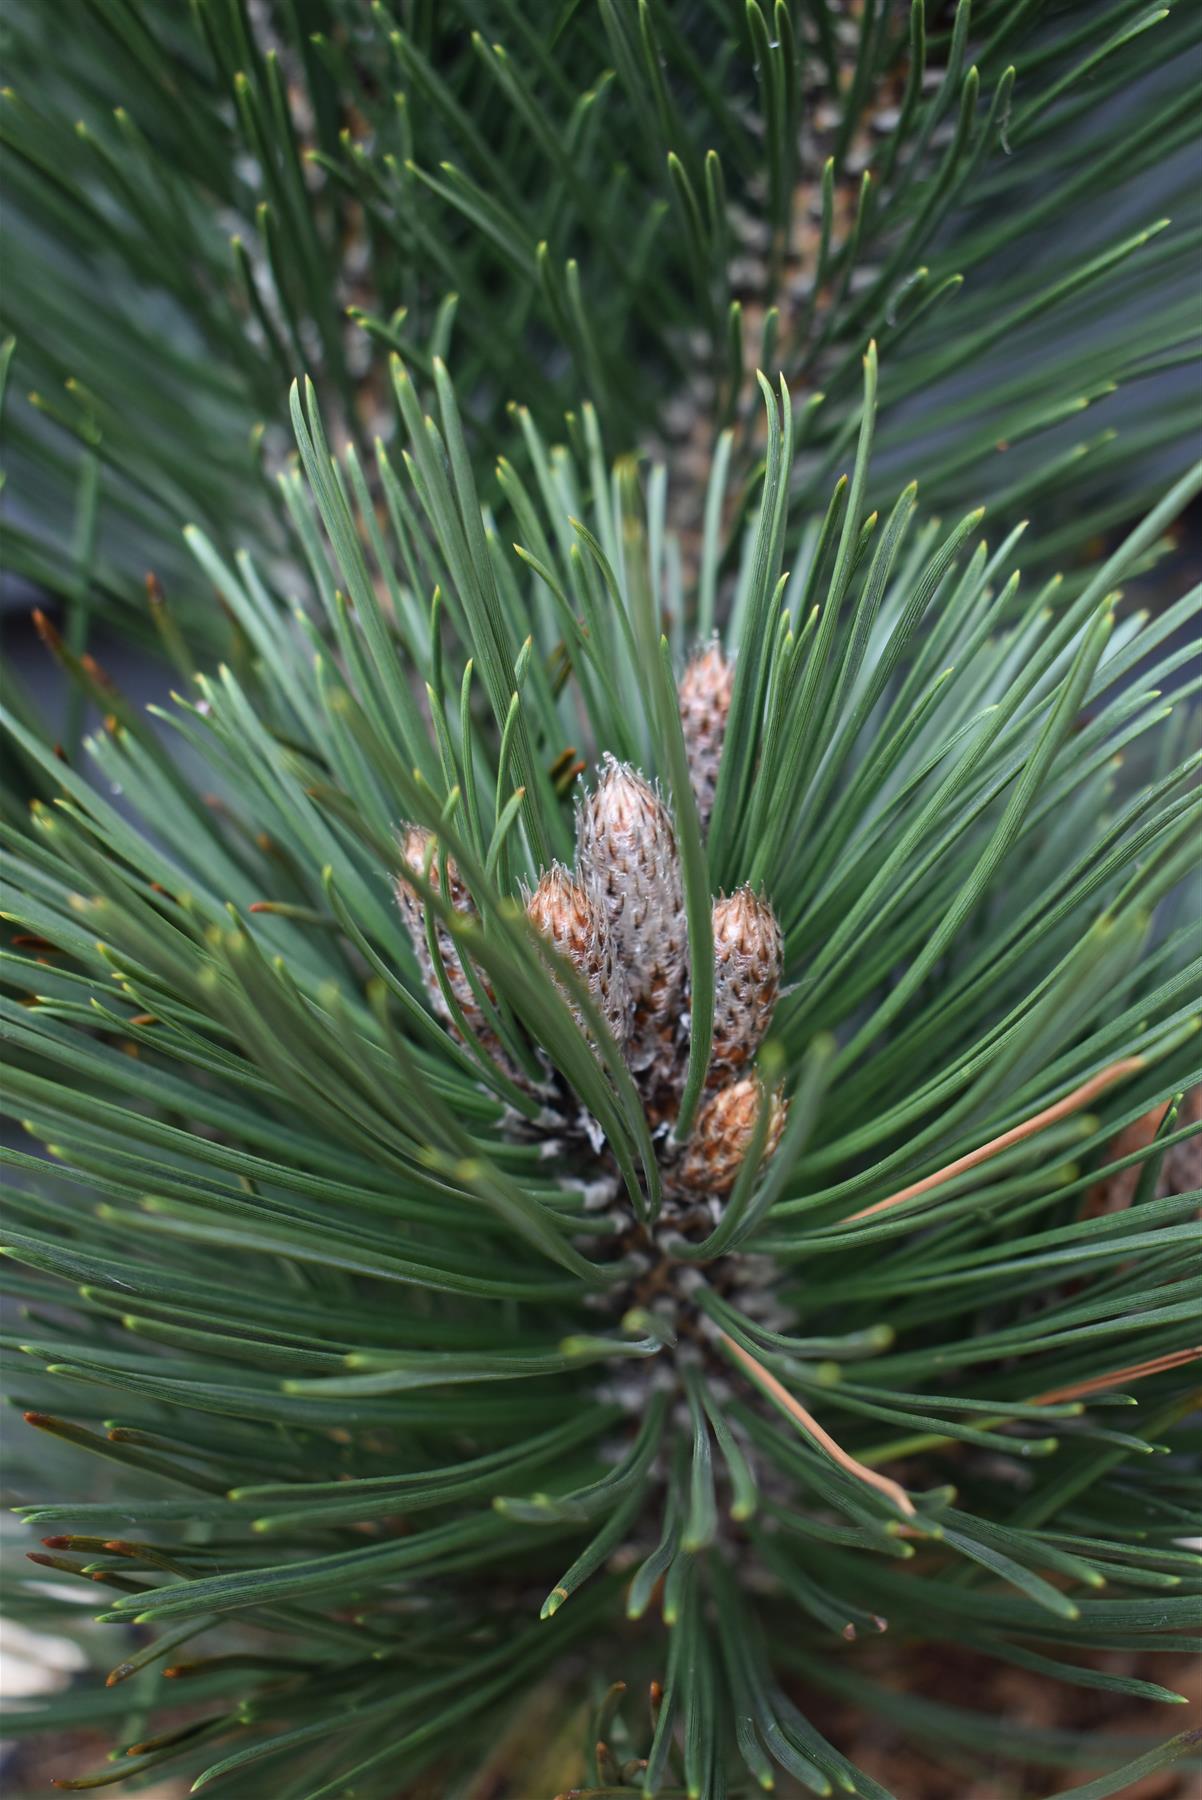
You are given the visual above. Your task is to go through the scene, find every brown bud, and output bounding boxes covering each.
[394,825,472,919]
[678,641,733,832]
[525,864,630,1045]
[676,1075,787,1196]
[577,756,686,1071]
[710,886,782,1074]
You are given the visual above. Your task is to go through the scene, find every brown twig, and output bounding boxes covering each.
[847,1057,1146,1224]
[1029,1346,1202,1407]
[717,1329,916,1516]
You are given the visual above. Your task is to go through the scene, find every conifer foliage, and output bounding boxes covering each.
[2,4,1201,1798]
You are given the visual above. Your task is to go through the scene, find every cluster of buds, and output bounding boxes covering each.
[395,642,788,1219]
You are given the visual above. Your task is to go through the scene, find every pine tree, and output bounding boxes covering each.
[2,5,1200,1798]
[4,2,1199,640]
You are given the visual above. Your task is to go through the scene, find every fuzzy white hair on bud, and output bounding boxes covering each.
[577,755,687,1076]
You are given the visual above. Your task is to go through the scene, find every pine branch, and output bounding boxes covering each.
[3,350,1199,1795]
